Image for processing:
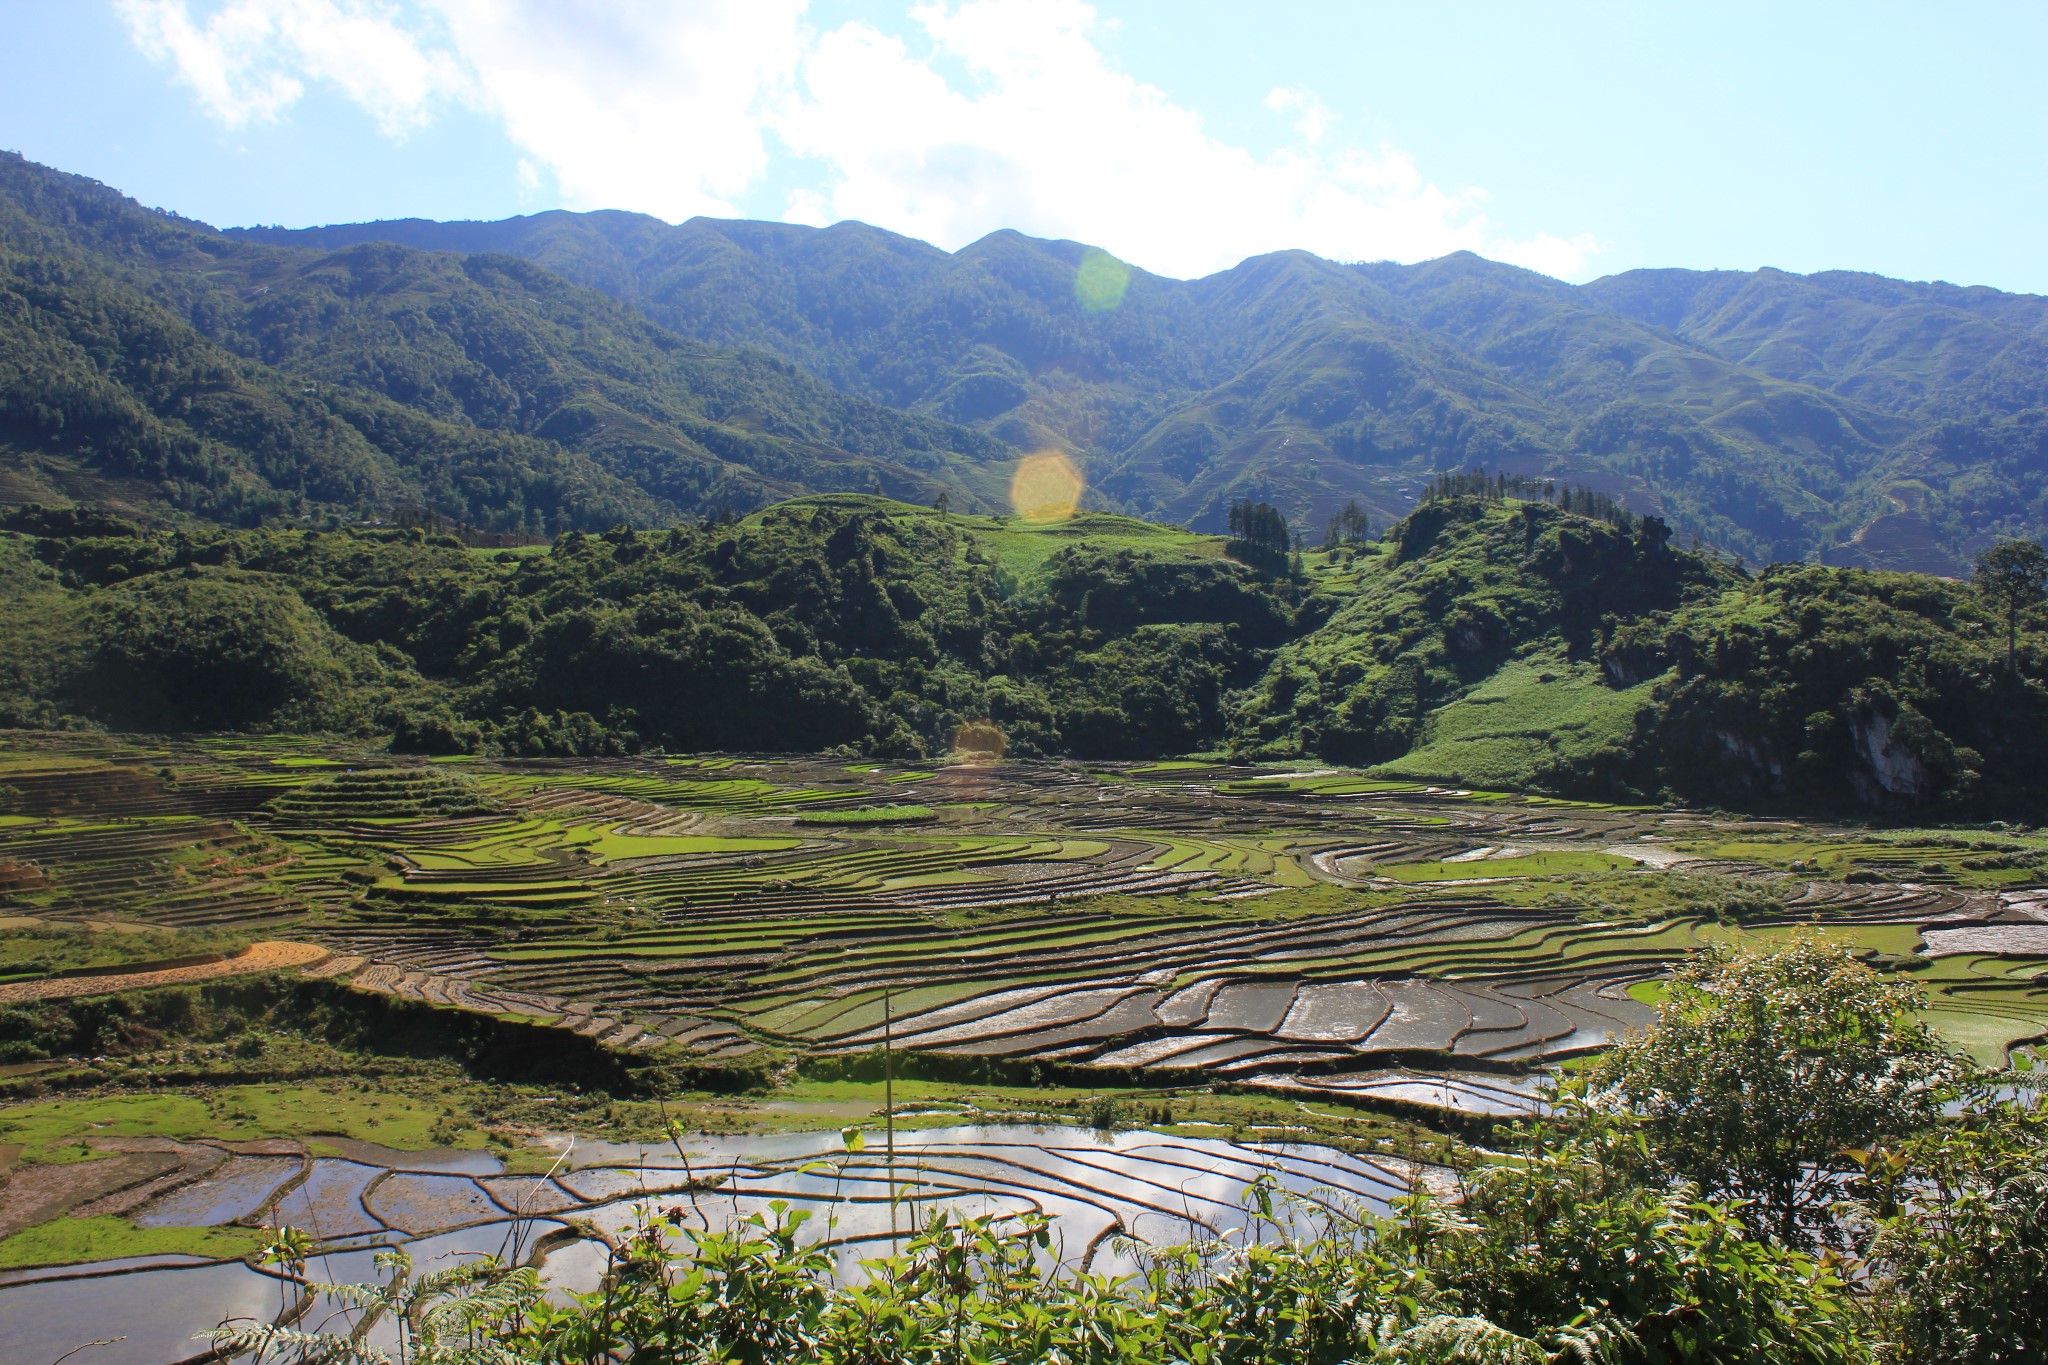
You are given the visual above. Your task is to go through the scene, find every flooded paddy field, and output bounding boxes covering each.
[0,1123,1427,1365]
[3,733,2047,1360]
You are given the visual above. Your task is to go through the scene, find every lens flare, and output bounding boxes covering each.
[1074,248,1130,312]
[1010,451,1084,524]
[950,719,1006,763]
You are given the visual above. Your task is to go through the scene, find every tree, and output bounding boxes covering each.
[1226,499,1292,576]
[1418,1107,1864,1363]
[1589,934,1961,1246]
[1972,538,2048,673]
[1324,499,1370,548]
[1849,1091,2048,1363]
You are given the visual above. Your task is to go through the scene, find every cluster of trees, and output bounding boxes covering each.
[1225,498,1301,577]
[5,489,2047,812]
[209,939,2048,1364]
[0,498,1295,761]
[1419,468,1641,530]
[1607,547,2048,809]
[1323,498,1372,549]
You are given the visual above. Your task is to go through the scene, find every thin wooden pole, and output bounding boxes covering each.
[884,982,896,1248]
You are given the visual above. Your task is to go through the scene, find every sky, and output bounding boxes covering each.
[2,1,2045,290]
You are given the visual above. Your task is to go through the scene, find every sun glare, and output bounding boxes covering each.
[1074,248,1131,311]
[1009,450,1084,523]
[950,719,1006,763]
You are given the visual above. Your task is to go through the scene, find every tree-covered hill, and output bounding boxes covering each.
[1237,495,2048,813]
[6,492,2044,817]
[238,204,2048,571]
[0,153,1010,530]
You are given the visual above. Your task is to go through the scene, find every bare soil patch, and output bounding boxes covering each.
[0,1152,181,1238]
[0,941,328,1004]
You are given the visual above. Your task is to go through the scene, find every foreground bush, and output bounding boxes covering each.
[1588,935,1961,1247]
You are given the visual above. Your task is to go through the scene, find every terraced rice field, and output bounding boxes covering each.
[3,735,2046,1091]
[6,735,2048,1364]
[0,1123,1416,1365]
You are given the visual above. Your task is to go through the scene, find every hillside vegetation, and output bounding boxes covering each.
[2,152,2040,570]
[4,493,2043,816]
[0,494,1275,764]
[238,202,2048,571]
[1239,497,2048,812]
[0,153,1009,530]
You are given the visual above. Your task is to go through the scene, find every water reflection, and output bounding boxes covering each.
[1,1123,1428,1364]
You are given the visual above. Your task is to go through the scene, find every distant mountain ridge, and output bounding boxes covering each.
[0,153,1010,531]
[2,148,2043,568]
[233,208,2048,571]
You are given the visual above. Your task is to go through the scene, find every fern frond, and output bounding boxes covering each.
[1381,1313,1550,1363]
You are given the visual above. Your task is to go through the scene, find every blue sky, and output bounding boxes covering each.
[4,1,2045,290]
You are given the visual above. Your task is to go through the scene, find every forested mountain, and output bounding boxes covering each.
[0,153,1009,530]
[6,492,2043,816]
[8,145,2043,567]
[238,206,2048,572]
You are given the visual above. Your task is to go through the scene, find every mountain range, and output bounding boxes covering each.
[0,153,1008,534]
[5,150,2047,570]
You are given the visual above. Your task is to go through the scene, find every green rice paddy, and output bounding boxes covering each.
[0,1217,264,1270]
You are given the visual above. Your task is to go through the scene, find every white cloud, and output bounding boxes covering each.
[1491,231,1609,280]
[116,0,1607,280]
[116,0,464,136]
[427,0,805,221]
[1265,87,1333,146]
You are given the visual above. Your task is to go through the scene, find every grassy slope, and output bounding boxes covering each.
[1233,497,1722,777]
[0,1217,264,1270]
[1376,650,1657,788]
[0,925,250,985]
[767,495,1226,583]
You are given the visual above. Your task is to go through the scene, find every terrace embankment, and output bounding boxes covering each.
[0,972,771,1102]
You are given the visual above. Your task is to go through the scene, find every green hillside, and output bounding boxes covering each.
[0,154,1011,529]
[1241,496,2048,811]
[239,205,2048,571]
[12,145,2044,570]
[0,493,1270,763]
[5,492,2043,816]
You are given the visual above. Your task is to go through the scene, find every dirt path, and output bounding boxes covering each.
[0,941,330,1004]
